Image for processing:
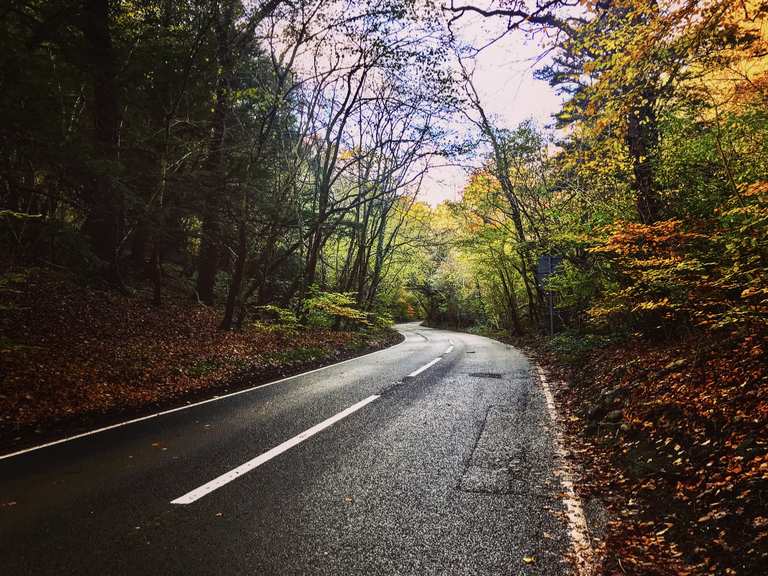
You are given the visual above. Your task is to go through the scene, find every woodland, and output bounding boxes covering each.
[1,0,767,574]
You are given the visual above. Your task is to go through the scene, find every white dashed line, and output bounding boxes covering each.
[171,395,380,505]
[407,357,442,378]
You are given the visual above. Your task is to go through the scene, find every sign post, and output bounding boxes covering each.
[535,254,562,336]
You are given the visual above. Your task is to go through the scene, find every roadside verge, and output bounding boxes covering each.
[1,326,403,458]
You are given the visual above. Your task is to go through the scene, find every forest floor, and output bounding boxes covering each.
[0,268,401,454]
[517,329,768,576]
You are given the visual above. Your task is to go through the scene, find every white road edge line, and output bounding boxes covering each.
[443,345,454,355]
[536,365,596,576]
[407,357,441,378]
[0,338,409,462]
[171,394,380,505]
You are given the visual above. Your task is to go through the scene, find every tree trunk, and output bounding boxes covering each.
[81,0,123,282]
[303,181,329,291]
[130,220,147,270]
[498,261,523,335]
[151,243,163,306]
[365,206,389,309]
[627,88,662,224]
[196,0,234,305]
[221,220,247,330]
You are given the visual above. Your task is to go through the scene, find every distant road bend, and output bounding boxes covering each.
[0,323,585,575]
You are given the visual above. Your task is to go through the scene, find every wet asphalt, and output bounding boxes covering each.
[0,323,571,575]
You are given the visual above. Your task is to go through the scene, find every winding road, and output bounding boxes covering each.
[0,323,577,575]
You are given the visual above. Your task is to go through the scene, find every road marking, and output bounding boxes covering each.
[536,366,595,575]
[407,357,441,378]
[443,345,454,355]
[171,395,380,505]
[0,338,408,462]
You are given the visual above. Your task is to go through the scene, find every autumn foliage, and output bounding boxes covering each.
[588,185,768,333]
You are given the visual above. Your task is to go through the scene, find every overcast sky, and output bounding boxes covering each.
[419,22,562,205]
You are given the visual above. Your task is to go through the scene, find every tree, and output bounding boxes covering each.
[195,0,287,305]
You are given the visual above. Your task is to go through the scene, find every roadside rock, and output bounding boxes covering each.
[604,409,623,423]
[587,402,609,422]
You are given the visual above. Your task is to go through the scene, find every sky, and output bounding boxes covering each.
[419,21,563,206]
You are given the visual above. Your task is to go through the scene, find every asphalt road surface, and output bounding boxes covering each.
[0,323,573,575]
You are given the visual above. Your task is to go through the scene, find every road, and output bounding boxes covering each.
[0,323,574,575]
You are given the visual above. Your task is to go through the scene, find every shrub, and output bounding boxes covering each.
[303,291,369,329]
[253,304,299,326]
[547,329,618,364]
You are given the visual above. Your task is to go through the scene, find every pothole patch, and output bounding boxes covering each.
[468,372,503,379]
[458,403,556,497]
